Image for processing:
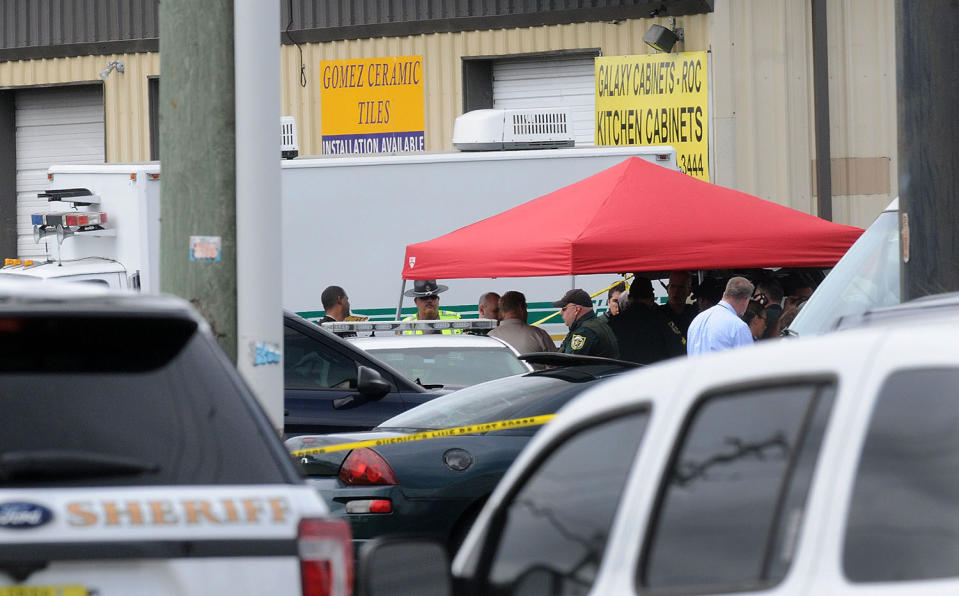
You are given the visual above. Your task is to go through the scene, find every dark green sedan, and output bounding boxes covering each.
[285,353,637,553]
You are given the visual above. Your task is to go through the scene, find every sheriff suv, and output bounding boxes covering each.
[358,292,959,596]
[0,281,352,595]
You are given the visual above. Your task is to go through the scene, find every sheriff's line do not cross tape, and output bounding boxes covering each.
[290,414,556,457]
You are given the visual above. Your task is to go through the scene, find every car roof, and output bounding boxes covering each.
[835,291,959,330]
[520,352,640,369]
[0,257,127,279]
[536,307,959,450]
[0,278,199,319]
[349,334,521,353]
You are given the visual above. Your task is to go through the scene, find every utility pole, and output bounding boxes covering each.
[896,0,959,299]
[811,0,832,221]
[234,0,284,432]
[159,1,284,432]
[158,0,237,358]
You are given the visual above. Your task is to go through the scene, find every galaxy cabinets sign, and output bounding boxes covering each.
[595,52,711,181]
[320,55,425,155]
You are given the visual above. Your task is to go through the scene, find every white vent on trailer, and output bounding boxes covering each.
[453,108,575,151]
[281,116,299,159]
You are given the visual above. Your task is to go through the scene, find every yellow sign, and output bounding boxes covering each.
[320,55,425,155]
[595,52,710,181]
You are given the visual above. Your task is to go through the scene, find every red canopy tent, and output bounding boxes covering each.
[402,157,863,280]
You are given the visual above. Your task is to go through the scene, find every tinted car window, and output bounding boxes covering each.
[284,324,357,389]
[482,410,650,595]
[0,315,288,487]
[844,368,959,582]
[642,383,834,591]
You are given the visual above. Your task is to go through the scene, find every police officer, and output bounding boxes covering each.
[552,289,619,358]
[401,279,463,335]
[611,277,685,364]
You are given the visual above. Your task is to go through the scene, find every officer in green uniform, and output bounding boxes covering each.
[401,279,463,335]
[552,288,620,358]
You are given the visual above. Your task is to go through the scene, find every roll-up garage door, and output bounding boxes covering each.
[15,85,105,258]
[493,54,596,147]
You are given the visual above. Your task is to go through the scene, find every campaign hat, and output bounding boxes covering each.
[404,279,449,298]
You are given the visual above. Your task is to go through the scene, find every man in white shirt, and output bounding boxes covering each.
[686,277,755,355]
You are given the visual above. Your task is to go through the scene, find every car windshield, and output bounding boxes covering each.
[788,208,900,336]
[365,346,529,387]
[376,373,585,430]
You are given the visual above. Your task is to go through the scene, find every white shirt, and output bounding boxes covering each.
[686,300,754,356]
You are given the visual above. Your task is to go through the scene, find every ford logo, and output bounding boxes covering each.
[0,502,54,529]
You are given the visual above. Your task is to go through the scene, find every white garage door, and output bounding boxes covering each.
[493,54,596,147]
[15,86,105,258]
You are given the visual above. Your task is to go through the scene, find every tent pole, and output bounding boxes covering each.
[395,280,407,320]
[571,275,576,290]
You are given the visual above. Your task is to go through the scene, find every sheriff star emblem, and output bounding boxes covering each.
[570,335,586,351]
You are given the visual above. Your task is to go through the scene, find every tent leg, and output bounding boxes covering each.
[571,275,577,291]
[395,280,407,320]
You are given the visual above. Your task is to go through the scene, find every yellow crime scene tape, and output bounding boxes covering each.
[290,414,556,457]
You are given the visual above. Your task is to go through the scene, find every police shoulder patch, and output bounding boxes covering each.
[570,334,587,350]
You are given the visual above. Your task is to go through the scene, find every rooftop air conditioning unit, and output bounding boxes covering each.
[281,116,299,159]
[453,108,575,151]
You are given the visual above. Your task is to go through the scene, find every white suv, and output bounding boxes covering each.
[359,292,959,596]
[0,281,351,595]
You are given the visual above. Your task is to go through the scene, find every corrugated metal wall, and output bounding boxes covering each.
[0,0,706,50]
[0,0,158,48]
[0,0,896,227]
[0,52,159,162]
[279,0,706,29]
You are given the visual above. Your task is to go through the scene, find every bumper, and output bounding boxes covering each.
[309,480,473,545]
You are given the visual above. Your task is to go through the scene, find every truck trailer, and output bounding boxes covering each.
[3,119,679,324]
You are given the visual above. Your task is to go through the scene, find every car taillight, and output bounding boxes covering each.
[338,448,398,486]
[298,518,353,596]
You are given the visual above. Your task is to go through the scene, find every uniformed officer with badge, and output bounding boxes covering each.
[552,288,620,359]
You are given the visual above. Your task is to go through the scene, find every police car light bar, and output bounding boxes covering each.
[31,211,107,229]
[321,319,498,333]
[64,212,107,227]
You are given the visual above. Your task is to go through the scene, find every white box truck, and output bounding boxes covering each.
[1,164,161,291]
[2,110,680,325]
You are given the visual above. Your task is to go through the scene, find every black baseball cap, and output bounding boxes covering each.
[551,289,593,308]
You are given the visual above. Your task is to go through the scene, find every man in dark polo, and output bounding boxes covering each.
[552,288,619,359]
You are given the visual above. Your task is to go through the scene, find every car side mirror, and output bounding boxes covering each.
[357,365,391,398]
[357,537,451,596]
